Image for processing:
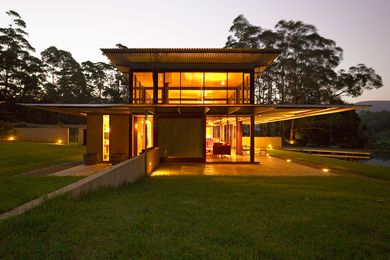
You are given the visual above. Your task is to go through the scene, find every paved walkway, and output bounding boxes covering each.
[50,164,111,176]
[152,156,330,176]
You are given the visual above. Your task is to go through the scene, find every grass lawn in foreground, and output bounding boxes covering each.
[0,141,85,213]
[1,175,389,258]
[268,149,390,181]
[0,141,85,177]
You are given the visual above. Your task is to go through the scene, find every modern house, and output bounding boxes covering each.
[24,48,362,164]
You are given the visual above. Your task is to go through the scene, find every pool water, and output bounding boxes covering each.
[363,151,390,167]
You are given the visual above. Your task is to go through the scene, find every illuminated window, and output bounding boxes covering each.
[204,73,227,104]
[102,115,110,162]
[165,72,180,104]
[181,72,203,104]
[133,72,153,103]
[228,73,243,104]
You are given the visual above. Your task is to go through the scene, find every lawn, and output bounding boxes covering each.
[0,141,85,177]
[268,149,390,181]
[0,141,85,213]
[1,175,389,258]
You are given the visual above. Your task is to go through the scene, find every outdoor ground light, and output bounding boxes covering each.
[57,139,63,144]
[286,159,291,163]
[7,136,15,141]
[322,168,330,173]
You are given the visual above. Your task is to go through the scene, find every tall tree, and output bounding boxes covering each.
[225,16,383,105]
[0,10,44,102]
[41,46,89,103]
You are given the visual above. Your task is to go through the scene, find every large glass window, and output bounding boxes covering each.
[132,71,251,104]
[133,72,153,104]
[228,73,242,104]
[204,73,227,104]
[181,72,203,104]
[165,72,181,104]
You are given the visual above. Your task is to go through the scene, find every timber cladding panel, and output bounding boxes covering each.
[110,115,130,158]
[158,117,204,159]
[86,115,103,161]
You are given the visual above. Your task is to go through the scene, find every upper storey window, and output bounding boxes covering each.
[133,72,250,104]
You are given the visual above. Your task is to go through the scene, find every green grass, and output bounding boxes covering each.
[0,141,85,177]
[1,175,389,258]
[0,141,85,213]
[268,149,390,181]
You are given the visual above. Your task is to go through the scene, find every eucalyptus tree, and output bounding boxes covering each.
[41,46,89,103]
[225,15,383,105]
[0,10,44,102]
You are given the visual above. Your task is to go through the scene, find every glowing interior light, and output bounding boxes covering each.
[102,115,110,162]
[267,144,273,149]
[286,159,291,163]
[322,168,330,173]
[221,80,225,86]
[57,139,62,144]
[149,162,152,166]
[8,136,15,141]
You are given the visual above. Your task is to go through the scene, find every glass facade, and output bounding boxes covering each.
[133,72,251,104]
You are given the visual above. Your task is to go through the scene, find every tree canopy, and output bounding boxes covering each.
[225,15,383,104]
[0,10,128,106]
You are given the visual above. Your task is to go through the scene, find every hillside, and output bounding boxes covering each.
[355,100,390,113]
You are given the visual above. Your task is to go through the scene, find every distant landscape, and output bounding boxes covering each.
[355,100,390,113]
[356,100,390,150]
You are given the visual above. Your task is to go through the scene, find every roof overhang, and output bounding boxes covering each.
[18,103,367,124]
[101,48,281,74]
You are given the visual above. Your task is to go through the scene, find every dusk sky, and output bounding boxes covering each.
[1,0,389,103]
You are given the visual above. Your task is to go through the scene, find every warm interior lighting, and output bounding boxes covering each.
[7,136,15,141]
[322,168,330,173]
[267,144,273,149]
[57,139,62,144]
[149,162,152,166]
[103,115,110,162]
[289,140,295,144]
[286,159,291,163]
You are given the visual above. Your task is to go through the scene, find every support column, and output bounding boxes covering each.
[153,71,158,104]
[153,116,158,147]
[250,115,255,163]
[236,118,242,155]
[250,70,255,104]
[128,70,133,104]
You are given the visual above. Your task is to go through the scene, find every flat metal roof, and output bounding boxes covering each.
[19,103,366,124]
[101,48,281,74]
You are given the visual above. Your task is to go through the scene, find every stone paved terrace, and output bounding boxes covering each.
[152,156,330,176]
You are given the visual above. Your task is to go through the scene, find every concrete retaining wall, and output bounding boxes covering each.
[70,147,160,197]
[15,127,69,144]
[0,147,160,220]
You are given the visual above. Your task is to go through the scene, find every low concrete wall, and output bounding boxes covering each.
[15,127,69,144]
[0,147,160,220]
[242,137,282,150]
[70,147,160,197]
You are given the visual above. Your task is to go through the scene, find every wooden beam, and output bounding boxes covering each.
[228,107,241,115]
